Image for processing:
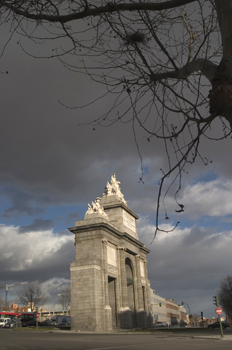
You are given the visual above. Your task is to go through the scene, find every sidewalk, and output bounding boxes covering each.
[191,334,232,341]
[12,327,232,340]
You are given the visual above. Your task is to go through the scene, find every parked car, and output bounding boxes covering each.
[171,324,180,328]
[50,315,71,326]
[12,319,22,328]
[22,320,43,327]
[153,322,169,328]
[0,318,14,328]
[180,322,187,328]
[208,321,229,329]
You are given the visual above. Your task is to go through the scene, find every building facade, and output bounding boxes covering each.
[150,291,187,326]
[150,290,167,323]
[165,298,187,326]
[69,174,152,331]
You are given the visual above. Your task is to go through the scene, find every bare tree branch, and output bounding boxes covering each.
[18,284,47,311]
[218,276,232,321]
[150,59,218,83]
[1,1,232,236]
[0,1,196,23]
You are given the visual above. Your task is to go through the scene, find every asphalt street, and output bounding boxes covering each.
[1,329,232,350]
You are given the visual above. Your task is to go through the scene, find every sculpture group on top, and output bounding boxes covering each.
[85,174,126,217]
[85,197,108,218]
[102,173,127,205]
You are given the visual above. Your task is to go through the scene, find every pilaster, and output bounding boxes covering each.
[102,239,112,330]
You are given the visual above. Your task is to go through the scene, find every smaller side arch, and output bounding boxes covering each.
[125,257,136,327]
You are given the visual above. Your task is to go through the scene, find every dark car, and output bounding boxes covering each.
[22,320,43,327]
[208,321,229,329]
[180,322,187,328]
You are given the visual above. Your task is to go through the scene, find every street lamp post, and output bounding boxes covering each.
[181,301,192,326]
[58,294,65,314]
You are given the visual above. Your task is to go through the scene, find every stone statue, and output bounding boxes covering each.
[86,203,94,214]
[105,181,113,195]
[102,173,127,204]
[85,197,108,218]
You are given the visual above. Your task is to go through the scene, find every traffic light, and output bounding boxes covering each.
[213,295,219,307]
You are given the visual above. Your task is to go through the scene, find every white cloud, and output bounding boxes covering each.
[41,278,70,311]
[169,179,232,220]
[0,225,73,272]
[137,217,232,316]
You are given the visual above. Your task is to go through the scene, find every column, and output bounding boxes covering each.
[135,255,143,310]
[135,255,147,327]
[102,239,112,330]
[117,247,132,328]
[144,258,152,327]
[118,247,128,308]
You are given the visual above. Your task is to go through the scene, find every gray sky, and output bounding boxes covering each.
[0,7,232,320]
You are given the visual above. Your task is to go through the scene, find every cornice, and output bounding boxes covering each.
[69,221,149,253]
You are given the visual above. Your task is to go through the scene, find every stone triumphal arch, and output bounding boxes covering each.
[69,174,152,331]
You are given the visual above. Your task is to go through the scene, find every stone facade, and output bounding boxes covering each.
[69,174,152,331]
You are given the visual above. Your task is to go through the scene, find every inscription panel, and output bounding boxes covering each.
[123,211,136,231]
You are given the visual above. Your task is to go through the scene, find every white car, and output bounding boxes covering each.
[0,318,13,328]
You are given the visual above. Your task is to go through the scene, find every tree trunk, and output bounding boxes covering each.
[210,1,232,127]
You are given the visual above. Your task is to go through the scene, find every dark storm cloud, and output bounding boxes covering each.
[0,39,153,211]
[1,38,232,221]
[55,211,81,226]
[0,187,45,218]
[19,218,54,233]
[0,30,199,218]
[66,211,81,221]
[1,18,232,207]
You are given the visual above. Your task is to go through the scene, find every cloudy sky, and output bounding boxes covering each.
[1,6,232,320]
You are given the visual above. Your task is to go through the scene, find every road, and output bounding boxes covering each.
[0,329,232,350]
